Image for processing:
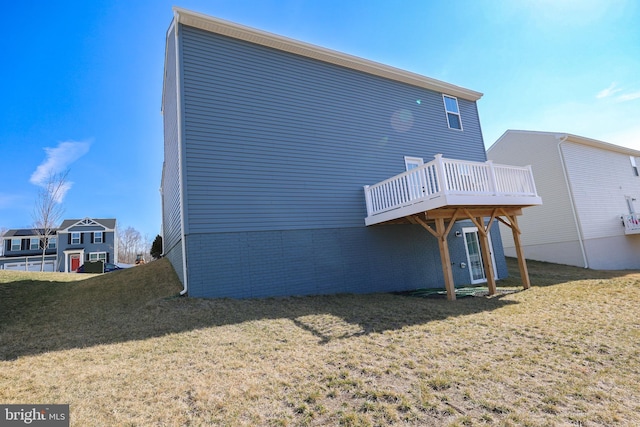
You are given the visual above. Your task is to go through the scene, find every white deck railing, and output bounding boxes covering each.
[364,154,539,219]
[622,213,640,234]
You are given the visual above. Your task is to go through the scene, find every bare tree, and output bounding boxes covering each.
[32,171,68,271]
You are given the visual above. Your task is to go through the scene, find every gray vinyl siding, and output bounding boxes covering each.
[2,242,56,258]
[165,238,185,285]
[162,24,185,280]
[57,230,116,255]
[179,25,487,234]
[56,229,116,271]
[166,22,500,297]
[185,223,506,298]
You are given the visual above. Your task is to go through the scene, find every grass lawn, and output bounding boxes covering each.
[1,258,639,426]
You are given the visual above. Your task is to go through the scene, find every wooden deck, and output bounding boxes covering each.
[363,155,542,300]
[364,154,541,226]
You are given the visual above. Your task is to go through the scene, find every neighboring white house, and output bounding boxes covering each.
[487,130,640,270]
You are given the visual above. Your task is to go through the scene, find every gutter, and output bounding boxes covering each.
[557,135,589,268]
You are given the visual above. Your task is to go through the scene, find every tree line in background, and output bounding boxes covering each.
[117,226,149,265]
[117,228,162,265]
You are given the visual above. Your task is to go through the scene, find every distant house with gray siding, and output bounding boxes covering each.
[161,8,542,299]
[0,218,118,272]
[488,130,640,270]
[0,228,58,272]
[56,218,118,272]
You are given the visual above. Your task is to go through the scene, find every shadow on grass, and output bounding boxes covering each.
[2,257,635,360]
[498,257,640,288]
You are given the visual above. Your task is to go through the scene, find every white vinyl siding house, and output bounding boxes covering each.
[488,130,640,270]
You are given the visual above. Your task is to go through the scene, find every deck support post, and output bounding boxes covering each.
[411,206,532,300]
[497,210,530,290]
[510,215,530,290]
[476,217,497,296]
[411,213,458,301]
[435,218,456,301]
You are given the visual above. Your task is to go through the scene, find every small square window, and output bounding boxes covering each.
[11,238,21,251]
[443,95,463,130]
[30,238,40,250]
[71,232,81,245]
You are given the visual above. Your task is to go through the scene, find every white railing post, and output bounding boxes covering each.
[363,185,373,217]
[526,165,537,196]
[434,154,447,194]
[363,157,540,222]
[486,160,498,195]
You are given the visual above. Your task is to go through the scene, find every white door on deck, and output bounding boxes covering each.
[462,227,497,285]
[404,156,424,200]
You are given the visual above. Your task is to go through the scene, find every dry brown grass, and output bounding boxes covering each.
[1,258,639,426]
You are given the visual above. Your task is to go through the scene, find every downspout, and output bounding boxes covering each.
[557,135,589,268]
[174,10,189,296]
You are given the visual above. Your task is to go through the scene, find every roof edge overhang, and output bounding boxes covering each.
[172,7,483,102]
[562,133,640,156]
[489,129,640,157]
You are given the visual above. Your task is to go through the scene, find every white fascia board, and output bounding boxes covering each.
[60,218,114,232]
[563,133,640,157]
[487,130,566,153]
[490,129,640,157]
[172,7,483,102]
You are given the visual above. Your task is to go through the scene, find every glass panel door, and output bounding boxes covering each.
[462,227,497,285]
[404,156,424,200]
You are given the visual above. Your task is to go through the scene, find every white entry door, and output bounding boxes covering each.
[404,156,424,199]
[462,227,497,284]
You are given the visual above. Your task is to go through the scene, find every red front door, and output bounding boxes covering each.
[71,255,80,272]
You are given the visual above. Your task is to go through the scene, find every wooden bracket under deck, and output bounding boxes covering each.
[409,206,531,300]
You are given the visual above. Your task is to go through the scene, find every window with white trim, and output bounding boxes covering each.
[11,239,21,251]
[94,232,103,244]
[48,237,57,249]
[71,232,81,245]
[89,252,107,262]
[631,156,639,176]
[626,196,636,214]
[443,95,462,130]
[404,156,424,171]
[30,238,40,250]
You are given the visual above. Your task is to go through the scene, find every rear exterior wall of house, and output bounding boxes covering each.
[162,22,507,297]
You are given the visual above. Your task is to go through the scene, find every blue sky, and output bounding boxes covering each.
[2,0,639,240]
